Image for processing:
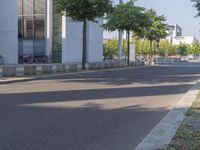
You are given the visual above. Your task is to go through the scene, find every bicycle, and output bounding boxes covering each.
[18,55,32,64]
[0,55,4,65]
[43,55,52,63]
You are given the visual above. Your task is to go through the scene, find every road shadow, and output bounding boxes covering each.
[53,66,200,86]
[0,66,197,150]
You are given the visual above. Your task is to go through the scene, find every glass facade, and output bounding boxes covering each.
[52,0,62,63]
[18,0,46,59]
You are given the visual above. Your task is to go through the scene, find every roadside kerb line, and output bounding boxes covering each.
[135,81,200,150]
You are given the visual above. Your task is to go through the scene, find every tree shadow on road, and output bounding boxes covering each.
[54,66,200,86]
[0,100,170,150]
[0,66,197,150]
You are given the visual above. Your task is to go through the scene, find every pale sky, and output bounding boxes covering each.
[104,0,200,40]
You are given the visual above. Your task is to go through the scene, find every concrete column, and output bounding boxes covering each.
[118,30,123,61]
[0,0,18,64]
[62,17,83,63]
[87,19,103,63]
[46,0,53,56]
[130,44,136,62]
[118,0,123,61]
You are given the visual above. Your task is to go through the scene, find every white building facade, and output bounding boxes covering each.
[166,24,199,45]
[172,36,199,45]
[0,0,103,65]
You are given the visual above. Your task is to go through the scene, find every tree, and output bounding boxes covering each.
[56,0,112,69]
[159,40,175,56]
[103,38,128,59]
[103,0,152,66]
[133,38,151,56]
[190,42,200,54]
[191,0,200,17]
[141,9,168,65]
[103,38,118,58]
[176,44,190,56]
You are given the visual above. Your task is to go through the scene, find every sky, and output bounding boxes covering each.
[104,0,200,40]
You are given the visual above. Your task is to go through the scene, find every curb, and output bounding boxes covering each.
[134,81,200,150]
[0,66,147,85]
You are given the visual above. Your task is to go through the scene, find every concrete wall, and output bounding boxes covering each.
[0,0,18,64]
[88,19,103,63]
[62,17,103,63]
[62,17,83,63]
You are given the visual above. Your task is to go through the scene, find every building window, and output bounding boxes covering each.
[18,0,46,39]
[18,0,47,59]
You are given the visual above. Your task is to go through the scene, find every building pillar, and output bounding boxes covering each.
[87,19,103,63]
[0,0,18,64]
[46,0,53,56]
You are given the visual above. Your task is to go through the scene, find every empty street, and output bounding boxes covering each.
[0,66,200,150]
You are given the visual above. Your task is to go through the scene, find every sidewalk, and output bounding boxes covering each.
[135,81,200,150]
[159,91,200,150]
[0,71,92,84]
[0,66,147,84]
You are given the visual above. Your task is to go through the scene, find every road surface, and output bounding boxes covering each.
[0,66,200,150]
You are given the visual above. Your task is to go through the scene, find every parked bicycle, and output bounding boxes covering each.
[19,55,52,64]
[33,55,52,64]
[0,55,4,65]
[43,55,52,63]
[18,55,32,64]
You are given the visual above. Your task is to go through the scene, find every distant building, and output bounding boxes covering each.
[166,24,182,44]
[167,24,182,37]
[172,36,199,45]
[166,24,199,45]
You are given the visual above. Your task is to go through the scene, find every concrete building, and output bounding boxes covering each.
[167,24,182,37]
[166,24,199,45]
[0,0,103,65]
[166,24,182,44]
[172,36,199,45]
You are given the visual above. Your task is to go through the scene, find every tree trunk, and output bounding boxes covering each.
[127,30,130,67]
[82,19,87,70]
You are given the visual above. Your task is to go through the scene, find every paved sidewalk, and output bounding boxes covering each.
[0,66,146,84]
[159,87,200,149]
[0,77,32,84]
[135,81,200,150]
[0,70,97,84]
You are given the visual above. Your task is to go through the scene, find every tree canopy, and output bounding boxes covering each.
[191,0,200,17]
[55,0,113,22]
[103,1,152,33]
[103,1,152,65]
[141,9,168,42]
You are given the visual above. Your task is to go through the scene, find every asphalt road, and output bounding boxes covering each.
[1,66,200,150]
